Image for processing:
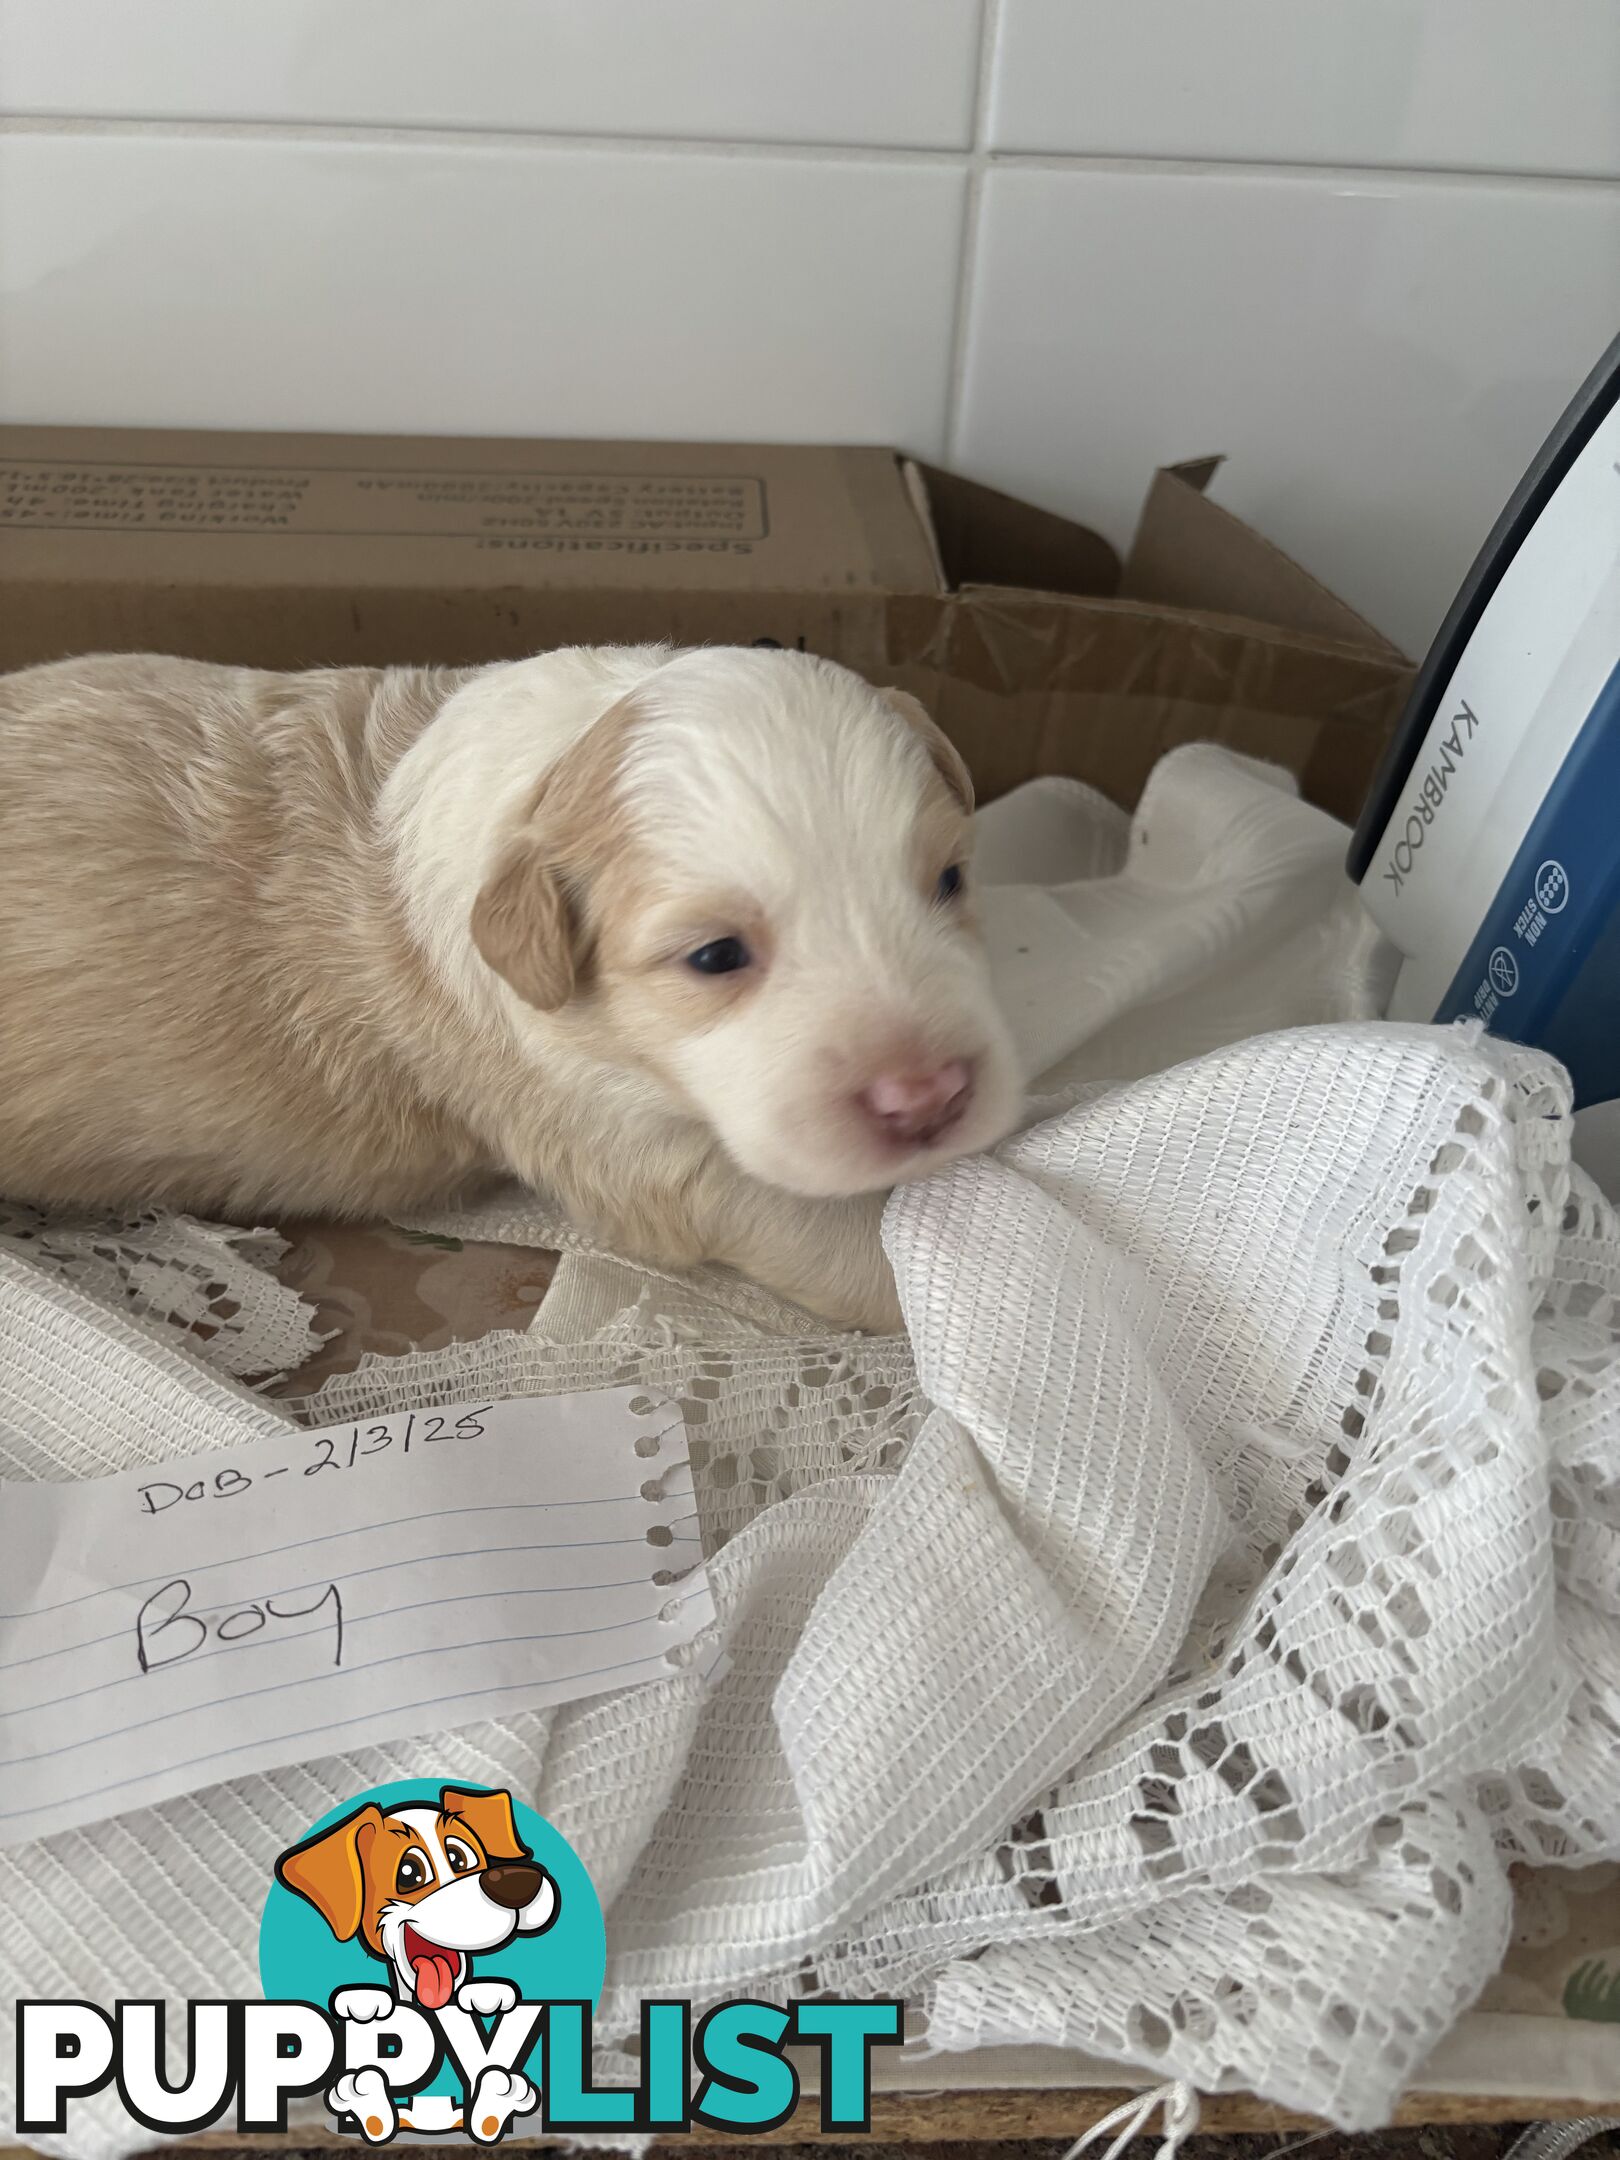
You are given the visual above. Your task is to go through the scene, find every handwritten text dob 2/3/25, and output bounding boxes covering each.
[134,1405,498,1516]
[125,1406,502,1676]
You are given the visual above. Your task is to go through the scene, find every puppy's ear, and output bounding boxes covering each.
[441,1786,530,1864]
[274,1803,383,1942]
[471,831,580,1012]
[885,690,974,814]
[470,688,650,1010]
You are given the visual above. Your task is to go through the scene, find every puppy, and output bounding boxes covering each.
[0,645,1020,1328]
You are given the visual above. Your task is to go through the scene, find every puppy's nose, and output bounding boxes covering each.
[857,1058,973,1144]
[480,1862,546,1910]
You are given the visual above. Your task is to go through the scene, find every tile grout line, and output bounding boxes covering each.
[940,0,1002,468]
[2,112,1614,192]
[0,111,966,165]
[992,148,1620,188]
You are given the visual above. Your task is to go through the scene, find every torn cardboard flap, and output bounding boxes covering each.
[892,454,1411,817]
[905,459,1121,601]
[924,585,1411,815]
[0,424,1414,824]
[1122,457,1405,657]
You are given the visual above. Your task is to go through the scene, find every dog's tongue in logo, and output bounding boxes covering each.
[403,1925,462,2010]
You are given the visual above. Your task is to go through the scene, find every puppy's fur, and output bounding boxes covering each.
[0,645,1020,1328]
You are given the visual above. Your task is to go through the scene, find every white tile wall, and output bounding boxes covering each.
[0,0,982,150]
[991,0,1620,179]
[955,167,1620,653]
[0,133,966,445]
[2,1,1617,657]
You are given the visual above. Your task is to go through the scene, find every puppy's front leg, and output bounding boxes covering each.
[694,1176,904,1335]
[535,1124,904,1333]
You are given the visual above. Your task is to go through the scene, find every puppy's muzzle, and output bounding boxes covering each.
[481,1862,547,1910]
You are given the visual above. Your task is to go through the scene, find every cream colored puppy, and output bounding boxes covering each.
[0,645,1020,1328]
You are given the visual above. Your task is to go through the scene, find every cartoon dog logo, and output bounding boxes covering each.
[275,1784,560,2007]
[275,1785,560,2142]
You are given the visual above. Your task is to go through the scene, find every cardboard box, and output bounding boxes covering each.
[0,426,1412,823]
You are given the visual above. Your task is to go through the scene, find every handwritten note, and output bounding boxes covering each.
[0,1388,714,1847]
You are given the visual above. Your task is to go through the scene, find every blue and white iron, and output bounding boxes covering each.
[1350,329,1620,1190]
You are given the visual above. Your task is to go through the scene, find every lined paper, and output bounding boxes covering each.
[0,1388,713,1846]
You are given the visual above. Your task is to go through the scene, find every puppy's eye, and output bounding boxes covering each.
[395,1850,430,1894]
[936,863,965,903]
[444,1838,479,1875]
[685,937,750,976]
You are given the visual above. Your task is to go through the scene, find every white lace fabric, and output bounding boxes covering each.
[0,1202,323,1395]
[2,751,1617,2156]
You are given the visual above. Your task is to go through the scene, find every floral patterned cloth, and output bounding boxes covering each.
[1488,1864,1620,2024]
[269,1217,556,1394]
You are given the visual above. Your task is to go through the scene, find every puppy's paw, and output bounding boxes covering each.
[328,2068,396,2143]
[332,1985,396,2024]
[455,1976,518,2017]
[467,2066,538,2144]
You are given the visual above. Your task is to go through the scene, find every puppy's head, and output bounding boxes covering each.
[275,1787,557,2007]
[471,648,1020,1196]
